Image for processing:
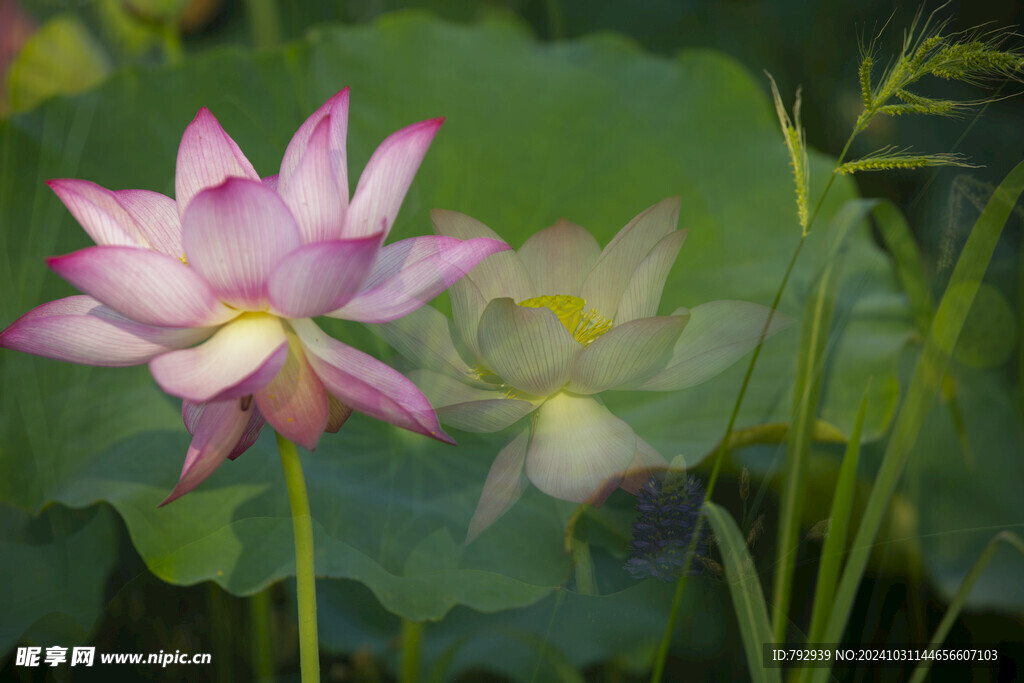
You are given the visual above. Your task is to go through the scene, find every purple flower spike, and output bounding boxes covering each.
[625,474,708,581]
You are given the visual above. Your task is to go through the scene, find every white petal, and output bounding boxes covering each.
[590,436,670,505]
[370,305,474,380]
[476,298,580,396]
[516,219,601,295]
[407,368,535,433]
[525,393,636,503]
[449,275,489,362]
[614,229,687,324]
[619,437,669,494]
[568,314,688,394]
[466,427,530,543]
[407,368,502,406]
[632,300,794,391]
[438,400,535,433]
[579,197,681,319]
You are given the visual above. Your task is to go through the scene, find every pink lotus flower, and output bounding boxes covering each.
[0,89,509,503]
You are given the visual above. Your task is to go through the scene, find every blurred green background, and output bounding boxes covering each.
[1,0,1022,680]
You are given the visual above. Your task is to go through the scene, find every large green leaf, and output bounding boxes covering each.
[0,13,911,623]
[907,365,1024,608]
[0,503,119,655]
[312,576,732,681]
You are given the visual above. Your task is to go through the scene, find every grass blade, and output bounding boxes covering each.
[803,382,870,653]
[811,159,1024,683]
[704,502,781,683]
[908,532,1024,683]
[771,198,878,641]
[872,201,934,335]
[875,199,974,467]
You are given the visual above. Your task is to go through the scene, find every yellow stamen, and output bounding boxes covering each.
[179,253,189,265]
[517,294,612,347]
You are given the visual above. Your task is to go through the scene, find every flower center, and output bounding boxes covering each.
[517,294,612,347]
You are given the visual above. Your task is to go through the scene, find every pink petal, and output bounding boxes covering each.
[47,180,183,258]
[182,178,302,310]
[182,398,266,460]
[253,343,329,451]
[431,209,534,303]
[174,107,260,218]
[280,89,349,191]
[267,233,384,319]
[329,236,511,323]
[161,396,257,505]
[466,427,530,543]
[278,116,348,244]
[291,318,454,443]
[0,295,213,366]
[113,189,185,258]
[279,91,349,243]
[262,175,279,192]
[344,118,443,239]
[150,314,289,402]
[47,246,236,327]
[47,179,140,248]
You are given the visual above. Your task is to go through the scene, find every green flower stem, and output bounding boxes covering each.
[769,132,858,643]
[570,515,597,595]
[249,589,276,681]
[400,618,424,683]
[651,123,862,683]
[159,21,183,66]
[246,0,282,49]
[208,584,236,681]
[650,237,805,683]
[908,532,1024,683]
[276,432,319,683]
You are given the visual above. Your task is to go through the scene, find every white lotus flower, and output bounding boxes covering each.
[375,197,790,540]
